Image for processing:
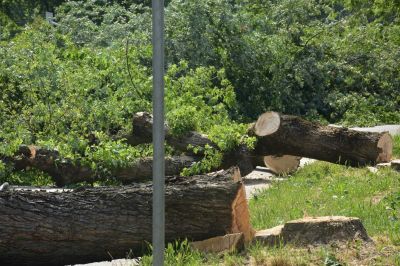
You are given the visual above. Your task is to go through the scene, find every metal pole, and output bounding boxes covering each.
[152,0,165,265]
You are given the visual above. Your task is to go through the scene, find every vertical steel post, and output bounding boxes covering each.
[152,0,165,265]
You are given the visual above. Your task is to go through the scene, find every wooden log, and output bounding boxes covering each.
[124,111,216,152]
[6,145,200,186]
[126,112,262,174]
[114,155,200,184]
[0,168,253,266]
[252,112,393,166]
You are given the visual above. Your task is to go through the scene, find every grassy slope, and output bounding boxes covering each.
[142,137,400,265]
[249,163,400,242]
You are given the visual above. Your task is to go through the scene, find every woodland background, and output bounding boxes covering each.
[1,0,399,185]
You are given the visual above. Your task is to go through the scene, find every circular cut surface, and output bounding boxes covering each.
[255,112,280,136]
[264,155,301,175]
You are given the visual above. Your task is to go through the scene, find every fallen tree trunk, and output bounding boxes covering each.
[4,112,391,187]
[126,112,262,171]
[6,145,200,186]
[0,168,253,266]
[124,111,217,152]
[252,112,393,166]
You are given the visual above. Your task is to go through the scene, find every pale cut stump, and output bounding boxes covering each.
[254,216,371,246]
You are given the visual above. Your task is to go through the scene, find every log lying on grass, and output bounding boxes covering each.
[252,112,393,166]
[0,168,253,266]
[3,111,392,187]
[5,145,200,186]
[127,111,393,167]
[4,144,254,187]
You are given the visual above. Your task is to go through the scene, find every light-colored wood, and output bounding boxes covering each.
[377,133,393,162]
[254,216,370,247]
[254,112,280,136]
[263,155,301,175]
[190,233,244,253]
[230,183,255,241]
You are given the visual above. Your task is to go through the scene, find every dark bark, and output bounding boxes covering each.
[125,112,262,173]
[114,155,200,184]
[4,111,390,188]
[124,111,216,152]
[4,145,201,186]
[0,168,253,266]
[252,112,393,166]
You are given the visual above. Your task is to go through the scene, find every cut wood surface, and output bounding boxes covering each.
[263,155,301,175]
[0,168,253,266]
[190,233,244,253]
[252,112,393,166]
[254,216,371,247]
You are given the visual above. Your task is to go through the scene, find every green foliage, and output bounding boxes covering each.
[324,254,342,266]
[0,165,53,186]
[0,0,66,39]
[165,63,236,136]
[330,93,400,126]
[393,136,400,158]
[0,17,238,182]
[164,0,400,122]
[140,239,204,266]
[1,0,400,184]
[208,123,256,152]
[56,1,151,47]
[181,145,223,176]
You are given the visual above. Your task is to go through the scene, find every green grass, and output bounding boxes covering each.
[140,138,400,265]
[249,162,400,244]
[393,135,400,158]
[139,162,400,265]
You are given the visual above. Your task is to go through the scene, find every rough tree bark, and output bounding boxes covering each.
[5,145,200,186]
[0,168,253,266]
[124,111,217,152]
[252,112,393,166]
[3,112,392,187]
[125,112,262,172]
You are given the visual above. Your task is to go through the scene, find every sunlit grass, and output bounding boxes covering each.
[249,162,400,244]
[393,135,400,158]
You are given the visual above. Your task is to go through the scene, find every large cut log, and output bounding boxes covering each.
[0,168,253,266]
[4,144,256,187]
[252,112,393,166]
[5,111,390,187]
[5,145,200,186]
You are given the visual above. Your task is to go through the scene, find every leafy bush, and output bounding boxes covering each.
[0,18,239,181]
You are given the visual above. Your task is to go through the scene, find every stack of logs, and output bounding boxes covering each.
[0,112,393,265]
